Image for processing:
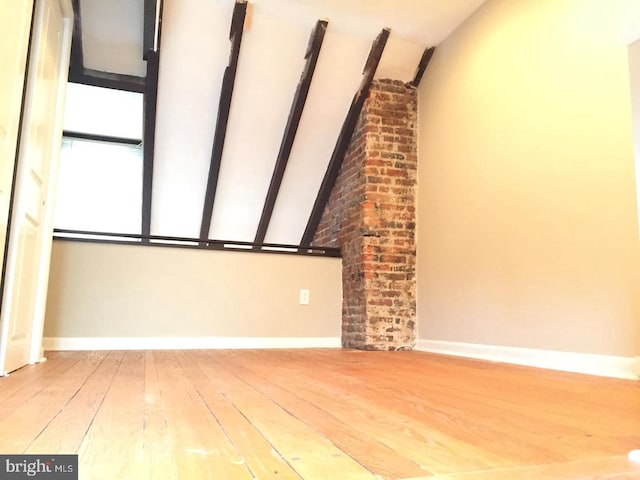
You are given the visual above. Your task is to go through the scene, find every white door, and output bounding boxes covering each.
[0,0,72,375]
[0,0,34,283]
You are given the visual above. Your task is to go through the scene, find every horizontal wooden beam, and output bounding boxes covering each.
[254,19,328,245]
[200,0,248,241]
[300,28,390,247]
[69,69,146,93]
[63,130,141,145]
[53,229,341,258]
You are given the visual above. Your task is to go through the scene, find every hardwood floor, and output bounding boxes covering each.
[0,349,638,479]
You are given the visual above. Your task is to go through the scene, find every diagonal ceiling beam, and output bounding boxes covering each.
[254,19,328,245]
[141,50,160,240]
[69,0,84,80]
[143,0,158,60]
[200,0,248,241]
[409,46,435,88]
[300,28,390,247]
[141,0,164,240]
[75,69,146,92]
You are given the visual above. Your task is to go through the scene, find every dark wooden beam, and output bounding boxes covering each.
[143,0,157,60]
[53,229,341,258]
[254,20,328,245]
[300,28,390,247]
[409,46,435,87]
[141,0,164,239]
[68,0,84,80]
[141,49,160,241]
[63,130,141,145]
[70,69,146,92]
[199,0,247,241]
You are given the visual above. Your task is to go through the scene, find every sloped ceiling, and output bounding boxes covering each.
[80,0,486,77]
[79,0,146,76]
[71,0,488,245]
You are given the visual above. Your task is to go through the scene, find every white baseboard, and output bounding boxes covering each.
[43,336,341,351]
[415,339,639,380]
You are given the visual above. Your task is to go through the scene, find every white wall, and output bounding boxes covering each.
[629,39,640,240]
[44,241,341,343]
[417,0,640,357]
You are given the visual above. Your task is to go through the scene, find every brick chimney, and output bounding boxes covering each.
[313,79,417,350]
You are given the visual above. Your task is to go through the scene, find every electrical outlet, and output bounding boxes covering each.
[299,288,310,305]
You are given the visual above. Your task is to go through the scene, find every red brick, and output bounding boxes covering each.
[312,80,416,351]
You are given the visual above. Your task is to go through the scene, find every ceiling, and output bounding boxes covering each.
[67,0,487,247]
[79,0,486,77]
[79,0,146,77]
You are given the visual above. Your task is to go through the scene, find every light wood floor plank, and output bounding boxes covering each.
[301,352,621,459]
[376,353,640,452]
[194,350,379,479]
[221,350,523,473]
[0,349,637,479]
[215,350,435,479]
[0,351,83,420]
[175,350,300,479]
[0,351,75,401]
[386,353,640,436]
[77,351,146,480]
[25,351,120,454]
[415,455,640,479]
[143,350,177,480]
[151,350,254,480]
[287,350,640,459]
[0,351,107,453]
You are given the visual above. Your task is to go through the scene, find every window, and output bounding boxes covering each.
[54,83,143,235]
[55,135,142,234]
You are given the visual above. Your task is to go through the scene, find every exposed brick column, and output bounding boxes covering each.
[313,79,417,350]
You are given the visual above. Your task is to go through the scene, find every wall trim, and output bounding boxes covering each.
[43,336,341,351]
[415,339,639,380]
